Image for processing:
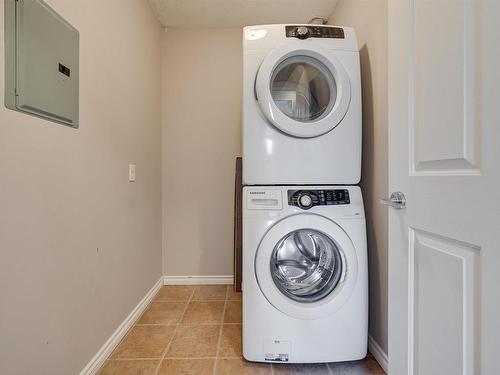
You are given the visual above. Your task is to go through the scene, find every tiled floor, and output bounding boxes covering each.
[98,285,385,375]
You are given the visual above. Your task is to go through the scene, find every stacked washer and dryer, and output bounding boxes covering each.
[242,24,368,364]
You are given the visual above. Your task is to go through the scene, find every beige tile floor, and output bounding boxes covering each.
[98,285,385,375]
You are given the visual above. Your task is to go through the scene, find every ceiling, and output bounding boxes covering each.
[148,0,338,28]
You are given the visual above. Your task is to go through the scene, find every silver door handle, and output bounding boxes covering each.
[380,192,406,209]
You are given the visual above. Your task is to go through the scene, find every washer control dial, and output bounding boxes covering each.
[298,193,313,209]
[296,26,310,39]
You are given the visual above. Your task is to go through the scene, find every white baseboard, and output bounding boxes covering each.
[368,334,388,373]
[79,276,163,375]
[163,275,234,285]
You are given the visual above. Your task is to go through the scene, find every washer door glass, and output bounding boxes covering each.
[271,229,343,303]
[270,56,336,123]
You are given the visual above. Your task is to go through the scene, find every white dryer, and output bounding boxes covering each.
[243,186,368,363]
[243,24,362,185]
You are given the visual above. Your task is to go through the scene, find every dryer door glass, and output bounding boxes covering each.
[270,56,337,123]
[270,229,343,303]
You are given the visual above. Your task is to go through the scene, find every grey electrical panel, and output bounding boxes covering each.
[4,0,79,128]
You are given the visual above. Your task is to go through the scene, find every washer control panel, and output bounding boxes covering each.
[285,25,345,39]
[288,189,350,209]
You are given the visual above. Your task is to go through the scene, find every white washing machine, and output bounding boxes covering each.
[243,24,361,185]
[243,186,367,363]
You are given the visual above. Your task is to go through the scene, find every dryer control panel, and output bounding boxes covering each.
[286,25,345,39]
[288,189,350,210]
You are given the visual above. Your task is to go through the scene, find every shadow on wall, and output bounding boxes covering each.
[359,44,384,338]
[197,105,243,277]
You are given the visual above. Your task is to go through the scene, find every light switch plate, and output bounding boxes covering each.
[129,164,136,182]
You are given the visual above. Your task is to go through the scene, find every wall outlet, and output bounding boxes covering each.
[129,164,136,182]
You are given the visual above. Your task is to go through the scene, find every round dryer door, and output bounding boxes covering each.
[255,44,351,138]
[255,214,358,320]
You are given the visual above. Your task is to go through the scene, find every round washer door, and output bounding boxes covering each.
[255,214,358,320]
[255,44,351,138]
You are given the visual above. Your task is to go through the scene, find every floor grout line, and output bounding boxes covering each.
[105,356,240,362]
[151,287,196,375]
[107,358,163,361]
[151,299,229,303]
[212,287,230,375]
[98,290,167,372]
[134,322,241,326]
[99,295,160,370]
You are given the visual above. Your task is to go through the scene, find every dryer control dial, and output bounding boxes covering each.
[285,25,345,39]
[296,26,310,39]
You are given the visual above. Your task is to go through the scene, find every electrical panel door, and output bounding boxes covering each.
[4,0,79,128]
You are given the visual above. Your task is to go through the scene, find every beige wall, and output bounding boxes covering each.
[161,28,242,276]
[0,1,162,374]
[329,0,389,354]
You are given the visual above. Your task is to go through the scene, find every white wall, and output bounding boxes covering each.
[329,0,389,354]
[0,1,163,374]
[161,28,242,277]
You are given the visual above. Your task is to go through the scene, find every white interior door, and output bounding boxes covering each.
[387,1,500,374]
